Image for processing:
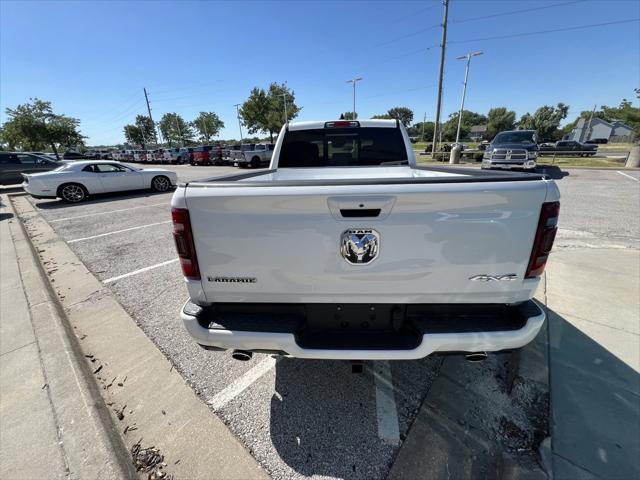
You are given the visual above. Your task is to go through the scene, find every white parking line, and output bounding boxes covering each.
[67,220,171,243]
[617,171,639,182]
[372,361,400,445]
[103,258,179,284]
[207,356,279,410]
[50,202,167,223]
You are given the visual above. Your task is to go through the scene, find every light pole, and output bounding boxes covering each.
[346,76,363,119]
[234,103,243,141]
[454,51,483,145]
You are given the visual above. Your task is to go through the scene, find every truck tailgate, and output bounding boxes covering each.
[183,179,549,304]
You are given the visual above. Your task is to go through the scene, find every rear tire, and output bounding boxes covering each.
[58,183,87,203]
[151,175,171,192]
[251,156,260,168]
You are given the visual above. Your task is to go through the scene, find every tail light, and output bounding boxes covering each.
[325,121,360,128]
[171,208,200,280]
[525,201,560,278]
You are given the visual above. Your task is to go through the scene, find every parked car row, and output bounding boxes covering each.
[111,143,276,168]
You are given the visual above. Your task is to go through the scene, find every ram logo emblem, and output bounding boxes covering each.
[340,229,380,265]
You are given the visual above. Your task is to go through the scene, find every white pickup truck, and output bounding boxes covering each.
[233,143,275,168]
[171,120,560,361]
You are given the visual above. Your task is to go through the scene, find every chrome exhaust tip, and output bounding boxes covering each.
[465,352,488,362]
[231,350,253,361]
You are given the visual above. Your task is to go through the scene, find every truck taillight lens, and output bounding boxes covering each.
[171,208,200,280]
[325,121,360,128]
[525,201,560,278]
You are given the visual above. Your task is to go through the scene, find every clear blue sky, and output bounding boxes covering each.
[1,0,638,145]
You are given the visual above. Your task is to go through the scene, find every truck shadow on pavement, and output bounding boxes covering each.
[267,357,440,480]
[545,308,639,479]
[31,189,173,210]
[537,166,569,180]
[266,307,638,480]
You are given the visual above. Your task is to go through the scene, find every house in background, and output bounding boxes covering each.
[469,124,487,141]
[568,117,635,143]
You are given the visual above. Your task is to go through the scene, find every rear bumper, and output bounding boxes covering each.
[180,299,545,360]
[22,182,56,198]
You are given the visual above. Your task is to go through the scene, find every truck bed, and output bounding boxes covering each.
[186,165,546,186]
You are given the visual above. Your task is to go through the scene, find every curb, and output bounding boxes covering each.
[388,311,551,480]
[10,195,268,480]
[4,195,138,480]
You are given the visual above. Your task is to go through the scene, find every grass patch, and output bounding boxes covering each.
[593,143,634,152]
[537,156,626,168]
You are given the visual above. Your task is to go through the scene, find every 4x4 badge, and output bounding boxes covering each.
[469,274,518,282]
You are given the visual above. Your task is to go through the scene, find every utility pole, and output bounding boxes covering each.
[421,112,426,141]
[584,104,596,142]
[346,76,363,119]
[455,51,483,145]
[173,116,184,147]
[234,103,243,141]
[143,87,158,145]
[279,93,288,124]
[431,0,449,158]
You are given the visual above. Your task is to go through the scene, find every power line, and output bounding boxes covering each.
[151,79,224,96]
[381,2,440,27]
[358,45,439,71]
[80,90,142,123]
[362,84,438,100]
[449,18,640,44]
[450,0,586,24]
[372,23,441,48]
[152,88,232,104]
[83,98,146,127]
[358,45,440,70]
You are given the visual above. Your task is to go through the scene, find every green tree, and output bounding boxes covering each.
[123,125,144,147]
[387,107,414,127]
[441,110,487,141]
[486,107,516,139]
[0,98,85,157]
[372,114,393,120]
[601,99,640,137]
[341,112,357,120]
[518,103,569,141]
[192,112,224,143]
[410,121,435,141]
[159,113,193,146]
[135,115,157,144]
[240,83,301,142]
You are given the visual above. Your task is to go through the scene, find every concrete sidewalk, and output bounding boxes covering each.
[544,247,640,479]
[0,195,136,479]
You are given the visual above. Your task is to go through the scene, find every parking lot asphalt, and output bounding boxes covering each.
[22,163,640,479]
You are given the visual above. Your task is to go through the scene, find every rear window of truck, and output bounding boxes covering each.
[279,127,407,167]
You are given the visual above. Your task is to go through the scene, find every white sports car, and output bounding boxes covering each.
[22,160,178,203]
